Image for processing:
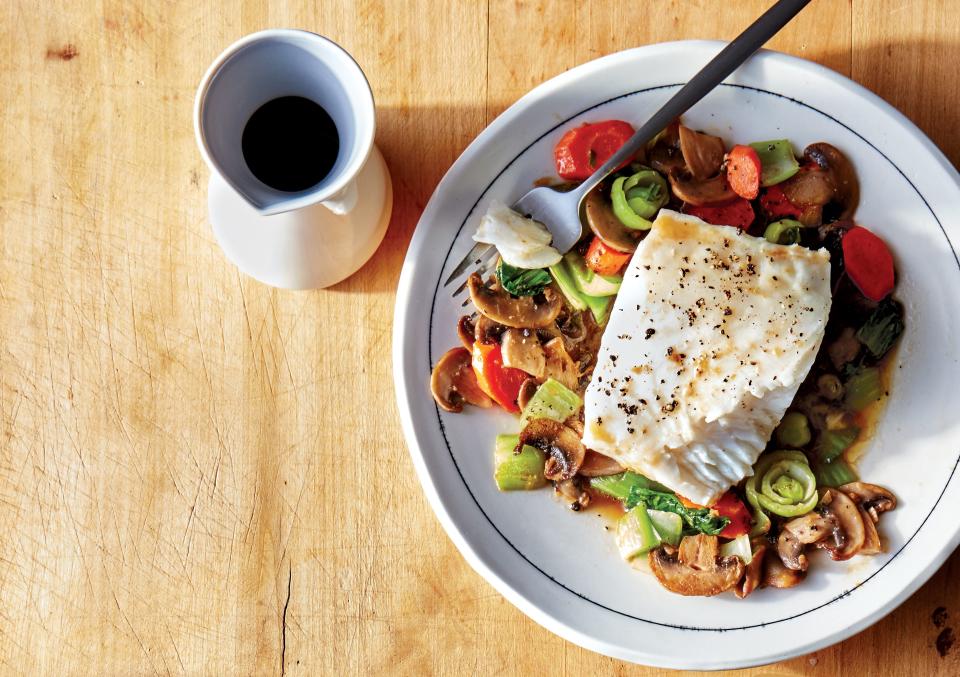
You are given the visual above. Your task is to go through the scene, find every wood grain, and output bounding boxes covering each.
[0,0,956,674]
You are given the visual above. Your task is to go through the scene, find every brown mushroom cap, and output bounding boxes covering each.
[839,482,896,523]
[777,511,839,571]
[647,121,686,175]
[467,273,562,328]
[584,186,644,253]
[781,165,835,209]
[735,543,767,599]
[805,143,859,219]
[457,315,476,350]
[474,314,505,344]
[518,418,586,481]
[669,172,736,206]
[678,126,726,180]
[817,488,866,561]
[779,143,860,227]
[430,347,493,412]
[501,328,546,378]
[649,535,745,596]
[762,546,806,589]
[577,451,625,477]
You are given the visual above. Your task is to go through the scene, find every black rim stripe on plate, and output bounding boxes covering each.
[426,82,960,632]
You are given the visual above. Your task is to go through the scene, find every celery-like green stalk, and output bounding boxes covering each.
[647,509,682,546]
[814,458,859,487]
[817,427,860,463]
[494,434,547,491]
[845,367,882,411]
[590,472,667,503]
[616,503,661,561]
[520,378,581,427]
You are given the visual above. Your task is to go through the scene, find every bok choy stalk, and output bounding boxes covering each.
[591,472,727,536]
[856,298,904,360]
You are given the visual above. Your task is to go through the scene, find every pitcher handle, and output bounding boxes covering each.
[321,180,358,215]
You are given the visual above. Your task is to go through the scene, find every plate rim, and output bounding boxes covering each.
[393,39,960,669]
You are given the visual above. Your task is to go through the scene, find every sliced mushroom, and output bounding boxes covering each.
[805,143,859,219]
[467,273,562,328]
[517,378,539,412]
[735,543,766,599]
[781,165,835,209]
[542,337,579,391]
[474,314,505,344]
[669,172,736,207]
[501,328,546,378]
[518,418,586,481]
[839,482,897,523]
[430,347,493,412]
[578,450,625,477]
[678,126,725,180]
[780,144,860,227]
[858,505,882,555]
[649,535,745,596]
[584,186,643,253]
[762,546,806,589]
[816,488,866,561]
[678,533,720,570]
[778,510,839,571]
[457,315,476,349]
[647,120,686,175]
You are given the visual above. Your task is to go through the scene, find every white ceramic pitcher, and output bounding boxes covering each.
[194,29,392,289]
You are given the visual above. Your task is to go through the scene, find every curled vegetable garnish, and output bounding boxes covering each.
[746,450,818,534]
[610,169,669,230]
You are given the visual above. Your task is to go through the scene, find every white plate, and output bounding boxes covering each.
[392,41,960,670]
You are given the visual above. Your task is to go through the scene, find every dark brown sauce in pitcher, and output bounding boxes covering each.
[241,96,339,192]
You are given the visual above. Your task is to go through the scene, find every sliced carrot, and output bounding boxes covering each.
[684,198,755,230]
[585,236,631,276]
[677,494,705,509]
[725,145,762,200]
[554,120,635,181]
[842,226,895,301]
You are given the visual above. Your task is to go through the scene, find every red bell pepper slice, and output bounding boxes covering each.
[759,185,802,219]
[684,198,755,230]
[712,491,752,538]
[471,341,528,413]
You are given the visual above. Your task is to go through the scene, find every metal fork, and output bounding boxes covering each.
[444,0,812,295]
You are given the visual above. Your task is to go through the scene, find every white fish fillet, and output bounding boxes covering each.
[473,200,562,269]
[582,210,831,505]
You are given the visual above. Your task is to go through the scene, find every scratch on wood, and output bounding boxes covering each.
[281,564,292,676]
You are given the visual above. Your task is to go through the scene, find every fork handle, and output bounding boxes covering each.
[574,0,812,200]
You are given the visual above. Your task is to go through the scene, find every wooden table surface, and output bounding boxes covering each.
[2,0,958,674]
